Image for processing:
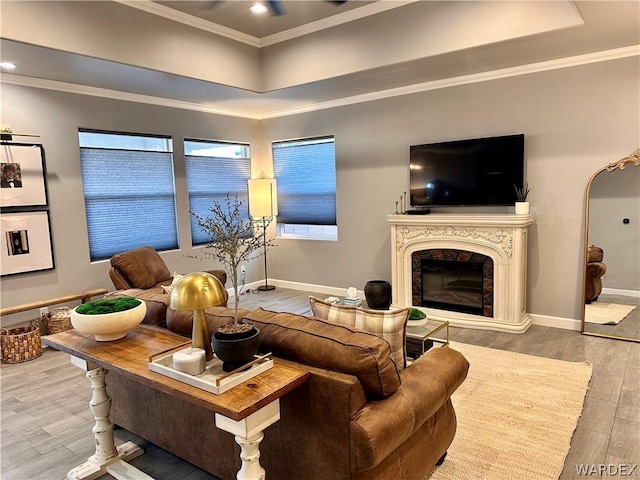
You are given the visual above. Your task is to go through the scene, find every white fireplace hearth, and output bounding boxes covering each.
[388,213,535,333]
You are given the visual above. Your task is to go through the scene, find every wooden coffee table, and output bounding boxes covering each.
[43,325,309,480]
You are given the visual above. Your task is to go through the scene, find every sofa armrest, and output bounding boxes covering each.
[109,267,132,290]
[586,262,606,279]
[349,346,469,471]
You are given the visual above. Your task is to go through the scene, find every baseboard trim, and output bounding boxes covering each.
[602,288,640,298]
[266,279,365,299]
[529,313,581,331]
[252,279,581,331]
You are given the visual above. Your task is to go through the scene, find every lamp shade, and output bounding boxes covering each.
[170,272,227,311]
[248,178,278,218]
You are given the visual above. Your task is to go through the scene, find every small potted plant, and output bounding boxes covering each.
[190,193,275,371]
[70,297,146,341]
[514,183,531,214]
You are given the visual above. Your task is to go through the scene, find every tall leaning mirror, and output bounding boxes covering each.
[582,150,640,342]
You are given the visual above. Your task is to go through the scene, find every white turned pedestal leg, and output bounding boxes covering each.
[215,399,280,480]
[68,357,153,480]
[235,432,265,480]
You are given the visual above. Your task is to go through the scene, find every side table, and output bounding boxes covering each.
[406,319,449,359]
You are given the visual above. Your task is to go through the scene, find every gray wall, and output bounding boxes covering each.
[262,56,640,321]
[1,56,638,327]
[1,84,259,325]
[589,165,640,291]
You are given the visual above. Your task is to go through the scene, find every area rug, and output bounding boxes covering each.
[584,302,636,325]
[427,342,592,480]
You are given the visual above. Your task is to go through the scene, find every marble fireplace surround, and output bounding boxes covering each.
[388,213,535,333]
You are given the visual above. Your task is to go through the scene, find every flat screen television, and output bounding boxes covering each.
[409,134,525,207]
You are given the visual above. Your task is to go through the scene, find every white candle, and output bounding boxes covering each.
[172,348,206,375]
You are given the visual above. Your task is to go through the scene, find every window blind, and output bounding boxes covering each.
[272,137,336,226]
[185,154,251,245]
[79,147,178,261]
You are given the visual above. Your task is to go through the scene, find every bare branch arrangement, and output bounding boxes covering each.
[189,193,276,324]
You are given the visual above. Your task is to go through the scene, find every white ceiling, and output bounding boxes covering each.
[1,1,638,119]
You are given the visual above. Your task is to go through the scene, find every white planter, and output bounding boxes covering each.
[515,202,530,215]
[70,301,146,341]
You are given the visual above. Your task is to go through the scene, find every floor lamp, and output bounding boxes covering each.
[248,178,278,291]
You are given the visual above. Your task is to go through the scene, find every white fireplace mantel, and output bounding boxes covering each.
[387,213,535,333]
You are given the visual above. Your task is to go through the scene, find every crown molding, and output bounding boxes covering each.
[0,74,262,120]
[3,45,638,120]
[114,0,261,47]
[259,0,420,47]
[259,45,640,119]
[116,0,419,48]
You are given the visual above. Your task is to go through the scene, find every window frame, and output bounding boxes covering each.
[272,135,337,242]
[183,138,252,246]
[78,129,178,262]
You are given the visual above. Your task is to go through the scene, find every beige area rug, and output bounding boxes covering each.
[427,342,592,480]
[584,302,637,325]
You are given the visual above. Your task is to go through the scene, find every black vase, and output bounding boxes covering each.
[211,326,260,372]
[364,280,392,310]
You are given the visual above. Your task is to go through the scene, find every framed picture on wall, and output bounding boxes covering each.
[0,143,48,208]
[1,211,55,276]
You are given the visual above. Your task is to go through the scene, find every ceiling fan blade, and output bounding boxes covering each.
[202,1,223,10]
[266,0,286,16]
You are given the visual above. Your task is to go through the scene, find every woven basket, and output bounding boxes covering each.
[1,320,43,364]
[42,307,73,335]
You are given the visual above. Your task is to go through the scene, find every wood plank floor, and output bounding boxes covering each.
[1,288,638,480]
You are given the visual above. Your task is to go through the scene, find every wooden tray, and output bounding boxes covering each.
[148,346,273,395]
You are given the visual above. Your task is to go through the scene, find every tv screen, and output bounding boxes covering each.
[409,134,524,207]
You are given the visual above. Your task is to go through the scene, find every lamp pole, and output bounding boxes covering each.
[258,216,275,291]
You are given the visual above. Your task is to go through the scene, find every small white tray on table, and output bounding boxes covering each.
[148,346,273,395]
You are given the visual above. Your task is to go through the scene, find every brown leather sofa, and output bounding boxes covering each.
[106,306,469,480]
[585,245,607,303]
[107,246,228,326]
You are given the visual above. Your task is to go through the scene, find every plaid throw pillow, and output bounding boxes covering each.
[309,296,409,370]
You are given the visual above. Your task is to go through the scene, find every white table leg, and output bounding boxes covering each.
[215,399,280,480]
[68,357,153,480]
[235,432,265,480]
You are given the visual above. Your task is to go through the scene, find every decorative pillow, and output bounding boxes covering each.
[309,296,357,324]
[161,272,183,295]
[354,307,409,369]
[309,296,410,370]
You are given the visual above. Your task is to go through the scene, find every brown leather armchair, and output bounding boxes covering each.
[109,246,226,291]
[107,246,228,326]
[585,245,606,303]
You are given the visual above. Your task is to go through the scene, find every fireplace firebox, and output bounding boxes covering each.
[412,249,493,317]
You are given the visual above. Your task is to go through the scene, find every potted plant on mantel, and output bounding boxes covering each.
[189,193,276,371]
[514,183,531,215]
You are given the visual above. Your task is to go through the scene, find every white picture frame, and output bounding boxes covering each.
[1,211,54,276]
[1,143,48,208]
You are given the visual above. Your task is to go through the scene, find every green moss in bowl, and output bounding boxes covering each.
[75,297,141,315]
[409,308,426,321]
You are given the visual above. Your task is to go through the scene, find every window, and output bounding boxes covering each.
[184,139,251,245]
[78,130,177,261]
[272,136,337,241]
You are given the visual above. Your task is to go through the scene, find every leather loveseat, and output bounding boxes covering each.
[107,246,228,326]
[105,305,470,480]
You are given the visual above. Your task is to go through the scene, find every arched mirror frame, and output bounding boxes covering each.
[581,149,640,342]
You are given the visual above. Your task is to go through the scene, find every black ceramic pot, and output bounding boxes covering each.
[364,280,392,310]
[211,325,260,372]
